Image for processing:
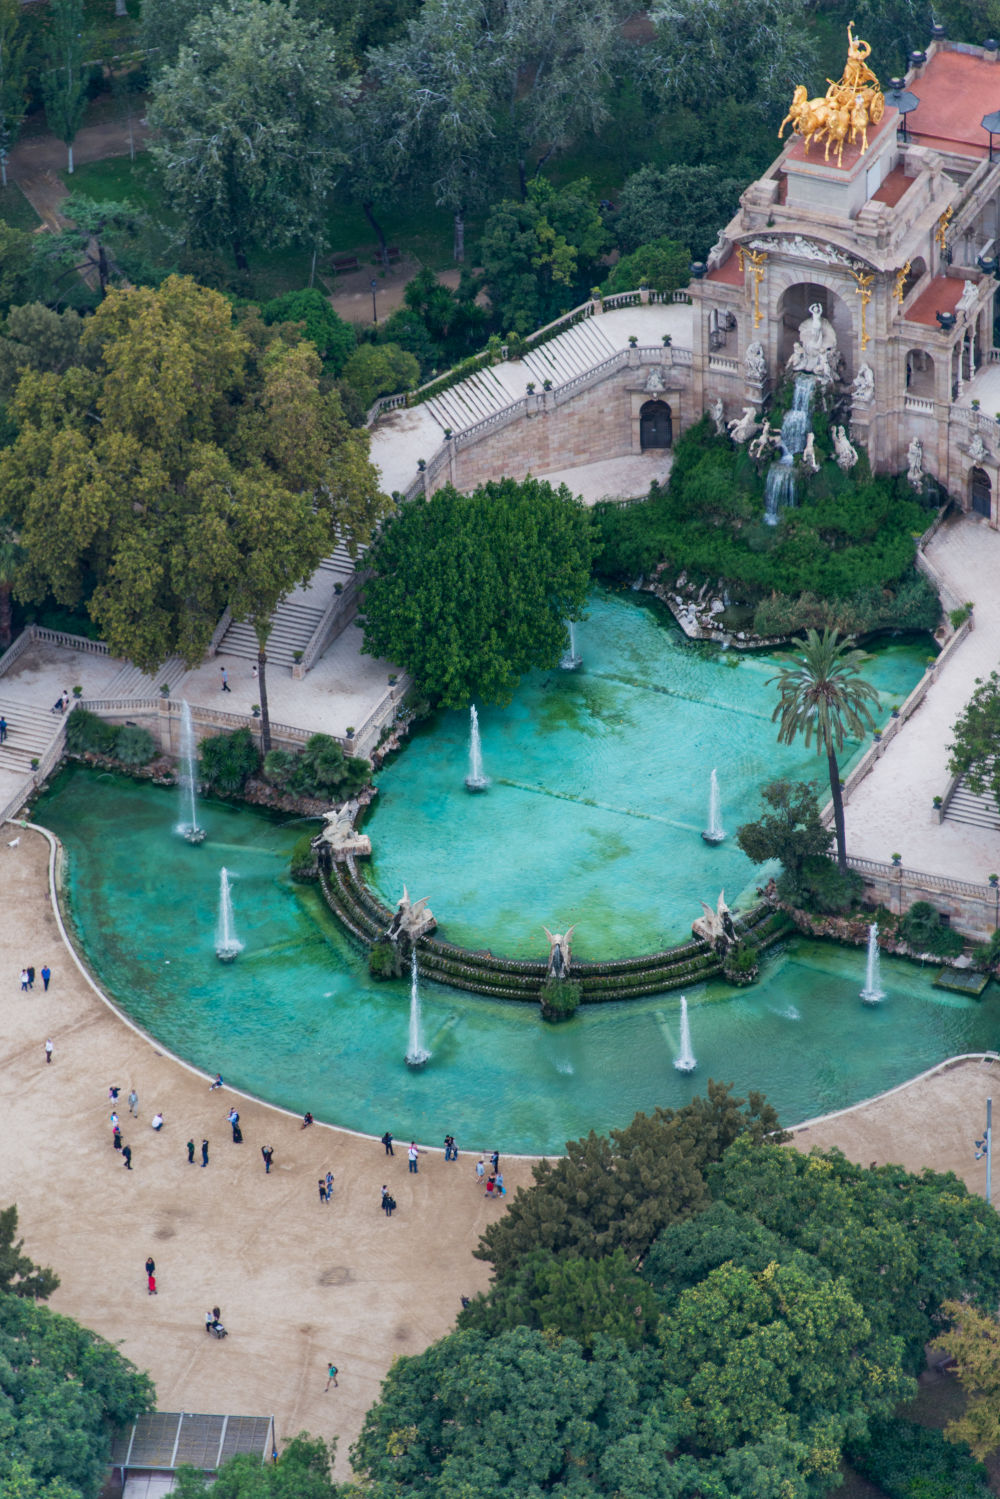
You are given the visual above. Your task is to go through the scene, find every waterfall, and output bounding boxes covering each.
[674,995,696,1073]
[764,375,816,526]
[175,701,206,843]
[405,950,431,1066]
[560,620,582,671]
[215,867,244,962]
[464,704,490,792]
[702,767,726,845]
[860,922,886,1004]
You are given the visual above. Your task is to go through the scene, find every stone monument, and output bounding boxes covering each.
[543,925,576,978]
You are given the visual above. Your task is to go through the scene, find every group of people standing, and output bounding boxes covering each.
[20,963,51,992]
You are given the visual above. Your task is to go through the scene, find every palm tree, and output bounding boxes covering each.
[769,628,879,873]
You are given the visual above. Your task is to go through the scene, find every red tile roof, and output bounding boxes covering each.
[783,108,895,174]
[871,166,914,207]
[908,50,1000,159]
[905,274,963,325]
[705,254,743,286]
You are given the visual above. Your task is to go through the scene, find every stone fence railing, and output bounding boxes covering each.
[846,855,999,940]
[293,569,365,679]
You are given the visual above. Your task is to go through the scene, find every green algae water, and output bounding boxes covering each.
[366,589,932,956]
[36,600,995,1155]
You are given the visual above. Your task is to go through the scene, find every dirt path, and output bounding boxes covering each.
[8,117,150,232]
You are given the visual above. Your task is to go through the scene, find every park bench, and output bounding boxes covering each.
[330,255,360,274]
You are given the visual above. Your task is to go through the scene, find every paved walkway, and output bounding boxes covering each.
[537,452,673,504]
[844,511,1000,878]
[1,829,996,1476]
[0,829,515,1474]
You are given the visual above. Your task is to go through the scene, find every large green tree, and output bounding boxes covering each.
[480,178,608,332]
[40,0,88,175]
[148,0,356,271]
[0,0,29,189]
[361,477,596,708]
[644,0,817,117]
[736,778,832,884]
[769,628,879,873]
[0,278,387,677]
[174,1434,344,1497]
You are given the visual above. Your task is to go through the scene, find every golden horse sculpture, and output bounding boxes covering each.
[779,21,885,168]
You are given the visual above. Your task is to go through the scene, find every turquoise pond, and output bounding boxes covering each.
[366,588,933,956]
[34,597,999,1154]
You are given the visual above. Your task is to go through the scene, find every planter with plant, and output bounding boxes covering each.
[891,853,902,866]
[933,795,943,808]
[542,379,552,391]
[628,335,638,348]
[293,650,304,664]
[72,685,83,698]
[251,704,261,718]
[526,382,535,394]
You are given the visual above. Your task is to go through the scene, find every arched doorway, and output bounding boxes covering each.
[905,349,934,397]
[640,400,672,449]
[971,466,992,518]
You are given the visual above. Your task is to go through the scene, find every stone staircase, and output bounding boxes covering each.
[102,655,189,700]
[0,696,65,777]
[424,317,619,434]
[944,777,1000,831]
[218,597,327,669]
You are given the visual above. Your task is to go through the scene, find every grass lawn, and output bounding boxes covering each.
[0,183,42,231]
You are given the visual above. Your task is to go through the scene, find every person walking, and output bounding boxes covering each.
[475,1158,485,1187]
[325,1170,333,1201]
[485,1174,496,1199]
[110,1111,119,1131]
[381,1186,395,1217]
[128,1088,138,1117]
[41,965,51,992]
[325,1362,339,1390]
[490,1149,500,1174]
[318,1180,327,1205]
[19,969,27,992]
[495,1170,505,1197]
[187,1138,196,1164]
[261,1145,273,1173]
[201,1139,209,1167]
[381,1131,394,1156]
[44,1038,53,1065]
[408,1142,419,1173]
[444,1135,456,1160]
[26,966,34,990]
[113,1127,122,1152]
[145,1256,155,1281]
[122,1144,132,1170]
[220,667,231,692]
[0,716,8,744]
[147,1271,157,1295]
[109,1086,120,1104]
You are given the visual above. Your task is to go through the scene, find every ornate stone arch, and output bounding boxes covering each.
[772,276,857,383]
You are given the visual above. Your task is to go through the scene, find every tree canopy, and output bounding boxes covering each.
[0,277,387,674]
[360,477,597,708]
[148,0,356,269]
[949,670,1000,813]
[480,178,608,333]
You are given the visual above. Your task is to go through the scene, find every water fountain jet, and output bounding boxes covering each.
[701,767,726,845]
[405,950,431,1067]
[560,620,582,671]
[860,922,886,1004]
[674,995,696,1073]
[175,700,206,843]
[215,866,244,962]
[464,705,490,792]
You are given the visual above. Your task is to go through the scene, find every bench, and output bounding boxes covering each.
[330,255,359,274]
[386,246,401,263]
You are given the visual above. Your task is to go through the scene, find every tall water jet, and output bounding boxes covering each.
[215,867,244,962]
[701,767,726,845]
[405,950,431,1067]
[674,995,696,1073]
[764,375,815,526]
[860,922,886,1005]
[560,620,582,671]
[464,704,489,792]
[176,700,206,843]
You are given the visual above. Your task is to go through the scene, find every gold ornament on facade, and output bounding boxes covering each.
[935,206,953,253]
[893,261,911,306]
[736,245,768,328]
[848,268,875,351]
[779,22,885,169]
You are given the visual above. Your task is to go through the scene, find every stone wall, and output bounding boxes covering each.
[442,367,691,491]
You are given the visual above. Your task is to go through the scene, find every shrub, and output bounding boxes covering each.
[287,734,369,799]
[289,833,317,882]
[369,939,402,980]
[340,343,420,409]
[781,856,861,915]
[900,900,964,957]
[199,728,259,793]
[540,977,581,1021]
[722,941,758,982]
[846,1416,990,1499]
[262,748,296,787]
[114,724,156,765]
[65,707,117,756]
[602,237,690,296]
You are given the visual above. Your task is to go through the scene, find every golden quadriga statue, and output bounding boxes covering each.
[779,22,885,168]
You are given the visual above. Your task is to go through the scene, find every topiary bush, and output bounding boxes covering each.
[540,977,581,1021]
[199,728,259,794]
[289,833,317,882]
[65,707,118,756]
[846,1416,990,1499]
[114,724,156,765]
